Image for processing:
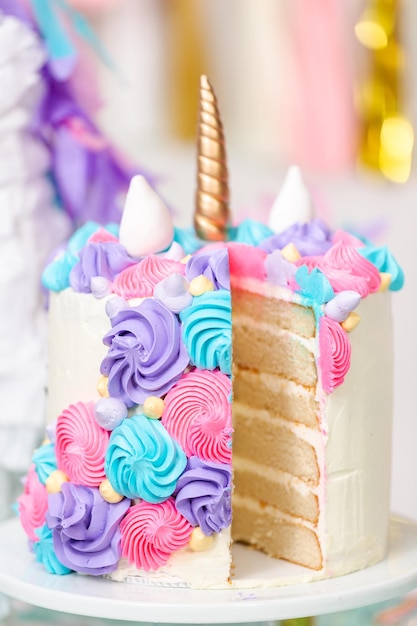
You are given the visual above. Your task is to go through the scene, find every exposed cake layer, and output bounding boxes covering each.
[233,404,320,485]
[232,494,322,570]
[233,368,319,429]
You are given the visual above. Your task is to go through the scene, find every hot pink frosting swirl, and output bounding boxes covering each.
[17,465,48,542]
[318,316,352,393]
[55,402,110,486]
[296,241,381,297]
[120,498,193,571]
[161,370,232,463]
[112,255,186,299]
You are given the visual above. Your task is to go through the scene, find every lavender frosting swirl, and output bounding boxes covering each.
[259,219,333,256]
[101,298,189,406]
[46,482,130,576]
[175,456,232,535]
[105,414,187,503]
[70,242,136,293]
[185,247,230,290]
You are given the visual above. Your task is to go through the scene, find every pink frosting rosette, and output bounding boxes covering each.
[55,401,110,486]
[296,241,381,297]
[112,255,186,299]
[17,465,48,543]
[318,316,352,393]
[161,370,232,464]
[120,498,192,571]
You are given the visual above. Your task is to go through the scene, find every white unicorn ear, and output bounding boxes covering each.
[268,166,313,234]
[119,175,174,257]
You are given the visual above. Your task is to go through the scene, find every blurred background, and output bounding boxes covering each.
[1,0,417,624]
[56,0,417,521]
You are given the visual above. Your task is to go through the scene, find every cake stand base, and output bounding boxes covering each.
[1,516,417,624]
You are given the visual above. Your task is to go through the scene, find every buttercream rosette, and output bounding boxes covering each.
[17,464,48,543]
[70,241,136,293]
[161,369,232,464]
[175,456,232,535]
[185,247,230,290]
[105,413,187,502]
[55,401,110,486]
[112,255,186,299]
[46,482,131,575]
[318,316,352,393]
[120,498,193,571]
[101,298,189,406]
[180,290,232,375]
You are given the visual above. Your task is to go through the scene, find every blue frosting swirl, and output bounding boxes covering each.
[32,443,57,485]
[41,250,78,292]
[180,290,232,375]
[175,456,232,535]
[358,245,404,291]
[105,414,187,503]
[230,218,274,246]
[173,226,206,254]
[33,524,72,575]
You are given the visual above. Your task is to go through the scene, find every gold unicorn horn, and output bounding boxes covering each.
[194,75,230,241]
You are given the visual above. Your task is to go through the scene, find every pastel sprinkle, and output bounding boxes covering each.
[90,276,112,298]
[99,479,124,503]
[97,375,110,397]
[281,242,301,262]
[379,272,392,292]
[189,526,215,551]
[95,397,128,430]
[189,275,214,296]
[143,396,165,419]
[324,291,361,322]
[45,470,69,494]
[341,311,361,332]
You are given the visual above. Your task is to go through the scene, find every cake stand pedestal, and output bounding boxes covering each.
[1,516,417,624]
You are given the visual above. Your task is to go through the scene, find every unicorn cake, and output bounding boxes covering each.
[17,77,404,589]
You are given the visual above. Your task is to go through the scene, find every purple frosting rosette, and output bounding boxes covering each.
[46,482,130,575]
[175,456,232,536]
[259,219,333,256]
[70,242,136,293]
[185,247,230,290]
[101,298,189,406]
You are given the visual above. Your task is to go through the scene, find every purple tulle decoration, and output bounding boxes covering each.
[0,0,157,226]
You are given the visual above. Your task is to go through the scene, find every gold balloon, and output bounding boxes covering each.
[194,75,231,241]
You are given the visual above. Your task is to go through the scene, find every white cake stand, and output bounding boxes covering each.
[1,516,417,624]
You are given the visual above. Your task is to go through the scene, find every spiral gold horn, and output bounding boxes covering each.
[194,75,230,241]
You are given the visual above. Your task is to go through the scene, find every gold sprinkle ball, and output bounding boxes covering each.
[181,254,192,264]
[281,242,301,262]
[46,470,69,494]
[189,275,214,296]
[97,375,109,397]
[41,437,51,446]
[379,272,392,292]
[189,527,214,552]
[143,396,165,419]
[99,479,124,503]
[341,311,361,332]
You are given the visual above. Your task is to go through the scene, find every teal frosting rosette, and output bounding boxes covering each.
[180,290,232,375]
[105,414,187,502]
